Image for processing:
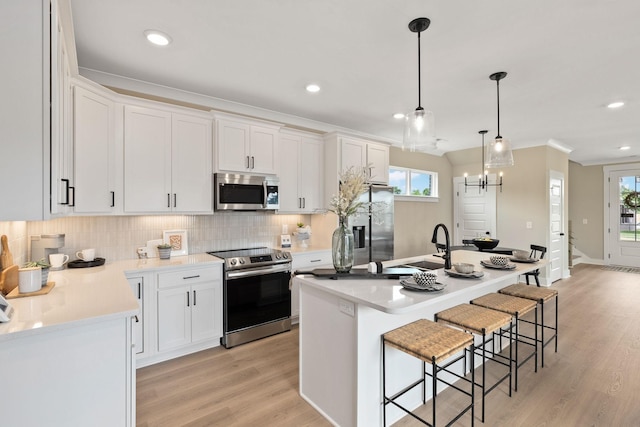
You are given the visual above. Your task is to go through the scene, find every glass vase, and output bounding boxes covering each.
[332,218,354,273]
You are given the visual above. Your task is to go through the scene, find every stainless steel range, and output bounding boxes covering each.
[207,247,292,348]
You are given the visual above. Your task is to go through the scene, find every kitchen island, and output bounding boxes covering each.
[295,250,547,427]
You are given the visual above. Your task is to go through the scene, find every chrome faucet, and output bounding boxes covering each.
[431,223,451,270]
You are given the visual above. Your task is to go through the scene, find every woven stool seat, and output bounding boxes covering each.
[435,304,514,423]
[384,319,474,364]
[471,293,538,392]
[499,284,557,302]
[499,284,558,368]
[382,319,475,426]
[435,303,512,335]
[471,293,536,316]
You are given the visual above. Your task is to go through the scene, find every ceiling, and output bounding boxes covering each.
[69,0,640,166]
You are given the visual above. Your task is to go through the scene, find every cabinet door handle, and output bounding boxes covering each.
[310,259,322,263]
[167,193,171,208]
[134,315,139,323]
[186,291,190,307]
[110,191,115,208]
[173,193,177,208]
[183,275,200,280]
[246,156,250,169]
[251,156,255,169]
[60,179,70,205]
[193,290,197,306]
[302,197,306,209]
[69,186,75,207]
[137,282,141,299]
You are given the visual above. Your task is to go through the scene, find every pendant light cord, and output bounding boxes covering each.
[417,31,422,110]
[496,78,501,138]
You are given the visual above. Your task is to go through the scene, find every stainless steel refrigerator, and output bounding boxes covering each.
[349,185,394,265]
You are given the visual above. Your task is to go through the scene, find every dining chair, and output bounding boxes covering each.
[524,244,547,286]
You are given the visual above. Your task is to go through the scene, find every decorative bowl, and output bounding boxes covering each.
[472,238,500,250]
[512,250,530,260]
[412,271,438,287]
[489,255,509,266]
[452,263,474,274]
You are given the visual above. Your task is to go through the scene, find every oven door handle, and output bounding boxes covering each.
[226,263,291,279]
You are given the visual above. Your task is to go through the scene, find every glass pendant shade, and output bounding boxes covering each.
[485,136,514,168]
[402,108,435,151]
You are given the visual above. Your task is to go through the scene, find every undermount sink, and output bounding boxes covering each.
[402,260,444,271]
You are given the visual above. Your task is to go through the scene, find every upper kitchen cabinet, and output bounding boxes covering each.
[215,113,282,175]
[278,130,324,213]
[1,0,76,220]
[324,133,390,185]
[73,81,117,214]
[123,102,213,214]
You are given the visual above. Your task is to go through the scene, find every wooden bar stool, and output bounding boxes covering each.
[470,293,538,391]
[435,304,513,423]
[382,319,475,426]
[499,284,558,367]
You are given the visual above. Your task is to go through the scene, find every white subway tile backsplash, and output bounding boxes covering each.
[16,213,307,262]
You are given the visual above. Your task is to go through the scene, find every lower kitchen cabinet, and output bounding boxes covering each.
[291,250,332,322]
[157,266,222,353]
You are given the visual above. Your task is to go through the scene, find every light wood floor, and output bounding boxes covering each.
[137,264,640,426]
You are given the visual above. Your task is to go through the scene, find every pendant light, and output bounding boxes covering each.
[486,71,514,167]
[465,130,503,193]
[402,17,435,151]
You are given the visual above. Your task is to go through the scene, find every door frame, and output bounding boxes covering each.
[549,170,569,282]
[453,176,497,245]
[603,162,640,266]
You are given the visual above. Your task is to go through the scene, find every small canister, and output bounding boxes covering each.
[18,266,42,293]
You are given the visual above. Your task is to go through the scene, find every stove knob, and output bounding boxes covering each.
[275,254,281,259]
[229,259,237,266]
[239,259,245,264]
[282,252,289,259]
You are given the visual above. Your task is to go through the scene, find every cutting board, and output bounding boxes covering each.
[0,264,18,295]
[1,235,13,270]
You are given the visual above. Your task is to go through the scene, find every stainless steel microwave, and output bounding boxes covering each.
[214,173,279,211]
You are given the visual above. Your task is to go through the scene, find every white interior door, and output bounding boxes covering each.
[453,176,496,245]
[549,172,565,282]
[607,168,640,267]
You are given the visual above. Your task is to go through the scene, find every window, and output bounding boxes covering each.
[389,166,438,200]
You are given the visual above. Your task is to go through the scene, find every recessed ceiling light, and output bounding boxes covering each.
[305,84,320,93]
[144,30,172,46]
[393,113,405,119]
[607,101,625,109]
[619,145,631,150]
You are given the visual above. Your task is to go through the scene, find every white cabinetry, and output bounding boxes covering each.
[1,0,75,220]
[157,266,222,352]
[278,130,324,213]
[215,114,281,174]
[123,104,213,214]
[73,83,117,214]
[290,250,332,322]
[128,276,145,355]
[324,133,390,210]
[339,136,389,184]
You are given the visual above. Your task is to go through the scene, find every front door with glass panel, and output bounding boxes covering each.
[608,171,640,267]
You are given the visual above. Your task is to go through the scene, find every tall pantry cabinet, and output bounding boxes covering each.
[1,0,75,220]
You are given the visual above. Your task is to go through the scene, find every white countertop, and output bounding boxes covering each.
[0,253,224,342]
[294,251,547,314]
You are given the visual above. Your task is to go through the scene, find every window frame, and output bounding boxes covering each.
[389,166,439,202]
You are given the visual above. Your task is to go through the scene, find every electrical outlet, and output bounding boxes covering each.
[583,218,588,225]
[339,299,355,317]
[526,221,533,229]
